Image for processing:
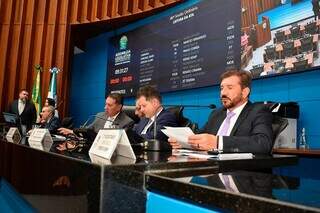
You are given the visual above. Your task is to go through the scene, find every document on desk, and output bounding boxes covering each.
[174,149,253,160]
[161,127,194,149]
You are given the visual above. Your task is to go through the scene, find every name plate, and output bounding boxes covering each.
[28,128,53,152]
[89,129,136,160]
[6,127,21,143]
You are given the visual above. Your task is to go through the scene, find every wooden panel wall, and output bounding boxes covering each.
[241,0,281,28]
[0,0,182,118]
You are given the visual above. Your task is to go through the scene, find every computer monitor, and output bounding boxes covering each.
[2,112,18,124]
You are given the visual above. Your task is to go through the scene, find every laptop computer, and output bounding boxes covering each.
[3,112,18,124]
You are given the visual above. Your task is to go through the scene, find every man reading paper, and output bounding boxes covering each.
[169,70,273,154]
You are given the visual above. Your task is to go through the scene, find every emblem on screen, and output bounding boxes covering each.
[119,35,128,50]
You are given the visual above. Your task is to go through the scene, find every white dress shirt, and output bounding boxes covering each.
[141,107,163,134]
[18,99,26,115]
[104,112,120,128]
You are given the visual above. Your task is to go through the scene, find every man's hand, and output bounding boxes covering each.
[168,137,182,149]
[58,128,73,136]
[188,134,218,151]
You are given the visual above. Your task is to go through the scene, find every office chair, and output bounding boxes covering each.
[275,30,285,43]
[290,25,301,40]
[282,40,294,58]
[271,115,288,152]
[304,21,317,35]
[300,35,313,53]
[122,105,141,124]
[265,46,277,62]
[250,64,264,78]
[167,106,198,132]
[262,102,289,153]
[293,59,308,71]
[61,117,74,129]
[272,60,286,73]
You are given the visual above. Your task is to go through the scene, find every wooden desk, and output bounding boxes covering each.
[273,148,320,157]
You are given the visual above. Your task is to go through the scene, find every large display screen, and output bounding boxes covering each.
[107,0,240,96]
[106,0,319,96]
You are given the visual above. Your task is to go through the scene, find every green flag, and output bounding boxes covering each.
[32,65,42,116]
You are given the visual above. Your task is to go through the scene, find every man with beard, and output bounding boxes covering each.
[169,70,273,154]
[8,89,37,133]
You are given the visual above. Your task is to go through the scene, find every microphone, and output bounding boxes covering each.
[80,115,96,128]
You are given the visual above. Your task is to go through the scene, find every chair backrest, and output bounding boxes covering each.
[275,30,285,43]
[293,59,308,71]
[305,22,317,35]
[250,64,264,78]
[122,105,140,123]
[290,25,301,40]
[271,115,288,150]
[262,102,289,153]
[61,117,74,129]
[283,41,294,58]
[167,106,198,131]
[272,60,286,73]
[265,46,277,61]
[300,35,313,52]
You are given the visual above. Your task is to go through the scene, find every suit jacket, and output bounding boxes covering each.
[201,102,273,154]
[8,99,37,131]
[87,111,134,133]
[134,109,178,141]
[42,116,61,134]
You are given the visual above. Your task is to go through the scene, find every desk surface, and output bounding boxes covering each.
[0,140,298,212]
[273,148,320,156]
[146,170,320,212]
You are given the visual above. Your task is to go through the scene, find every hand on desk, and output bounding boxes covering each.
[58,127,73,136]
[168,133,218,151]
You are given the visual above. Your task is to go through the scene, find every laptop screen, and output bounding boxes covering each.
[2,112,18,124]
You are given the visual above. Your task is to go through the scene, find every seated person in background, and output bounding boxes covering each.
[58,93,134,136]
[39,106,61,134]
[45,98,59,118]
[37,98,59,123]
[169,70,273,154]
[134,86,178,141]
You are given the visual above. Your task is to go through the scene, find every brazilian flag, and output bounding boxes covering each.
[32,65,42,116]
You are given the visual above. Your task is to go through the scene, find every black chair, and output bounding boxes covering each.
[61,117,74,129]
[300,35,313,53]
[275,30,285,43]
[265,45,277,62]
[262,102,289,153]
[272,60,286,73]
[167,106,198,132]
[290,25,301,40]
[282,40,294,58]
[271,115,288,152]
[122,105,140,123]
[250,64,264,78]
[293,58,308,71]
[304,21,317,35]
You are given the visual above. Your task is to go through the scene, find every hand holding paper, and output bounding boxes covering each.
[161,126,195,149]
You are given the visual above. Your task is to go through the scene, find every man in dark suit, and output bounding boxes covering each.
[133,86,178,141]
[8,89,37,132]
[39,106,61,134]
[169,70,273,154]
[59,93,134,135]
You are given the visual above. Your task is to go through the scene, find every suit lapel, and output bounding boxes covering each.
[230,102,252,136]
[214,109,227,134]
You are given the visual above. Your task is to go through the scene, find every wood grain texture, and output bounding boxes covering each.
[0,0,182,118]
